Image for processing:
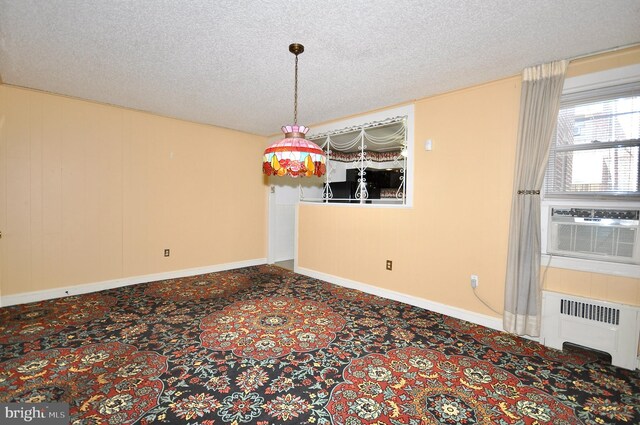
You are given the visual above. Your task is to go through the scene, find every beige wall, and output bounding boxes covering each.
[0,85,267,296]
[2,46,638,308]
[543,268,640,306]
[298,46,640,317]
[299,76,521,318]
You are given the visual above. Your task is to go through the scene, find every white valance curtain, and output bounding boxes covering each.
[307,118,408,203]
[504,60,568,336]
[309,119,406,153]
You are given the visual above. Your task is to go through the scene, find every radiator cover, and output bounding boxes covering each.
[541,290,640,370]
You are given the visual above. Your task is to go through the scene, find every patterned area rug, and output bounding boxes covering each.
[1,265,639,424]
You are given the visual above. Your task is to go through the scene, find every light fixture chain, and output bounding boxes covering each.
[263,43,326,179]
[294,54,298,125]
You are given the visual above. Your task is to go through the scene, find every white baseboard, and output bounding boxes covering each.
[0,258,267,307]
[296,267,504,332]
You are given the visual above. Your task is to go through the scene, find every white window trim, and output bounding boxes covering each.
[563,63,640,94]
[541,63,640,278]
[301,104,415,208]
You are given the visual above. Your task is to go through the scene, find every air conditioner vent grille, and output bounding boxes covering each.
[560,298,620,325]
[547,206,640,265]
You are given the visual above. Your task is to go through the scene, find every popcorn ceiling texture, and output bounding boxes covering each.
[0,0,638,136]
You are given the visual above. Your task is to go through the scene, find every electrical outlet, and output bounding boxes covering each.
[471,274,479,288]
[386,260,393,271]
[164,249,170,257]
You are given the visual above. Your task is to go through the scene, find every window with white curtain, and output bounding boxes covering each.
[300,104,414,206]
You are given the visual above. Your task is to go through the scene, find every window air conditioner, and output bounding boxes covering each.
[547,208,640,265]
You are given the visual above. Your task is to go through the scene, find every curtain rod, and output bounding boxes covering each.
[569,42,640,62]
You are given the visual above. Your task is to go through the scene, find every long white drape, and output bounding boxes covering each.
[504,60,568,336]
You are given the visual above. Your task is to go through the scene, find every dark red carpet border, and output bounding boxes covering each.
[1,265,639,424]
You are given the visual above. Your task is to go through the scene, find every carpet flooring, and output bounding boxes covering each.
[1,265,639,424]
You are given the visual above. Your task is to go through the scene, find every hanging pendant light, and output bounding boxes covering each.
[262,43,326,178]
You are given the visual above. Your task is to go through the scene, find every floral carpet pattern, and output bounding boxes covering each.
[0,265,639,424]
[327,346,578,424]
[200,297,346,360]
[0,293,117,344]
[0,342,167,423]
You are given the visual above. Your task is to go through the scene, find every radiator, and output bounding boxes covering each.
[541,291,640,370]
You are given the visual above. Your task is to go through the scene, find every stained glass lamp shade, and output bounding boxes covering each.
[262,43,326,178]
[263,125,326,177]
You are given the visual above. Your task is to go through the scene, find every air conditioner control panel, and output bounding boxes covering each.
[551,208,639,221]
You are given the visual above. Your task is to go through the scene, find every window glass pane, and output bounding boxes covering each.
[546,146,638,194]
[545,92,640,197]
[556,96,640,147]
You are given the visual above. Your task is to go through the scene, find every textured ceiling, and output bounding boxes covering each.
[0,1,639,136]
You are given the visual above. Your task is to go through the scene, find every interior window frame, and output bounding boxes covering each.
[300,104,415,208]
